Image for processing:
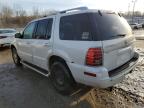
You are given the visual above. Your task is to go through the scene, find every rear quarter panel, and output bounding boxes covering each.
[53,15,102,66]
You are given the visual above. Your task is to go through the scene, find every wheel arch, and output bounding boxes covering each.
[48,55,76,82]
[11,44,16,50]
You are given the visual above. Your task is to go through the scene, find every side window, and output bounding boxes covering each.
[59,14,94,41]
[46,19,53,39]
[23,22,36,39]
[35,18,53,39]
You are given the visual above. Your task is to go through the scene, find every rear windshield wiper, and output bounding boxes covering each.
[116,34,126,37]
[110,34,126,39]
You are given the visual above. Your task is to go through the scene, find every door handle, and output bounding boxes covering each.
[43,43,51,47]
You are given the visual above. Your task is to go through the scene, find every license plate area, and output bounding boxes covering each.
[117,47,132,66]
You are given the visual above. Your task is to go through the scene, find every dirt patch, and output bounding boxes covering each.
[134,40,144,48]
[0,48,13,64]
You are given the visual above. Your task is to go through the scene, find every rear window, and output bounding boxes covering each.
[59,13,132,41]
[59,13,95,41]
[92,13,132,40]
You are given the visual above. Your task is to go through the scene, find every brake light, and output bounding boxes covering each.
[86,48,103,66]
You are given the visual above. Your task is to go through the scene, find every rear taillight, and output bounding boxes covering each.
[86,48,103,66]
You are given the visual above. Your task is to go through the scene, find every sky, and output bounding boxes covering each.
[0,0,144,13]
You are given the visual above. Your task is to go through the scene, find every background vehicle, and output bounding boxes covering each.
[11,7,139,95]
[0,29,17,47]
[129,23,141,29]
[141,23,144,28]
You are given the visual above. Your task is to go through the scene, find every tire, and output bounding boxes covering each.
[11,48,21,66]
[134,26,138,29]
[50,61,76,95]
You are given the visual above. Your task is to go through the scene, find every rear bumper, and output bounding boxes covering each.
[98,52,139,88]
[68,52,139,88]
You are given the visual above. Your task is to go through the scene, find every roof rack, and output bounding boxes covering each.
[60,6,88,14]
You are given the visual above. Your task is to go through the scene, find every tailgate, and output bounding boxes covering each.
[102,36,135,71]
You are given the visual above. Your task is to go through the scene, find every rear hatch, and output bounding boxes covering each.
[92,12,135,71]
[102,37,135,71]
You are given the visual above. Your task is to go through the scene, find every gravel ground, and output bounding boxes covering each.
[89,48,144,108]
[0,48,13,64]
[0,40,144,108]
[115,48,144,98]
[134,40,144,48]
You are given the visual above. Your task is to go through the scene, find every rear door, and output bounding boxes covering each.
[17,22,36,63]
[93,13,135,71]
[102,36,135,71]
[32,18,54,70]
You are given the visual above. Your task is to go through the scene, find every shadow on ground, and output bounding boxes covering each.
[0,63,95,108]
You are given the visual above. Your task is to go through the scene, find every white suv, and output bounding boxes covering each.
[11,7,139,95]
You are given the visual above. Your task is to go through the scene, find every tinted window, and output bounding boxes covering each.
[92,13,132,40]
[7,30,16,33]
[0,30,16,34]
[60,13,132,41]
[130,24,136,25]
[23,22,36,39]
[35,19,53,39]
[60,14,94,40]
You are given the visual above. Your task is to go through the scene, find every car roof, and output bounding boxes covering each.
[30,7,117,23]
[130,23,138,25]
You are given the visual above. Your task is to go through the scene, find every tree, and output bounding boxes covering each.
[1,5,13,23]
[42,9,58,17]
[13,4,26,17]
[32,7,39,17]
[134,11,142,17]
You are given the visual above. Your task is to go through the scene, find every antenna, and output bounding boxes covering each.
[98,10,102,16]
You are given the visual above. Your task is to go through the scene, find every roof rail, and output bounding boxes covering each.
[60,6,88,14]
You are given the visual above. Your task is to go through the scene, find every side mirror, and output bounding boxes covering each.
[15,33,23,38]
